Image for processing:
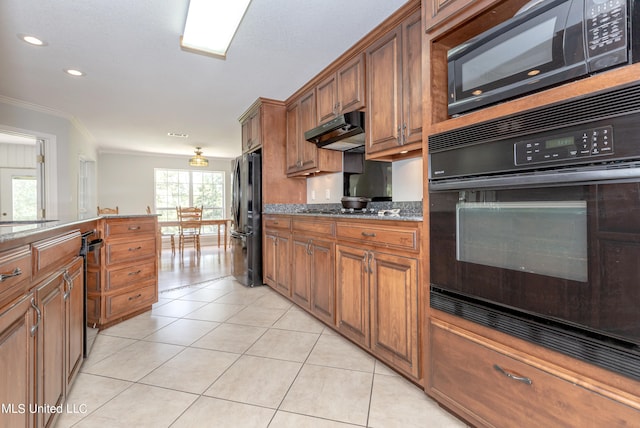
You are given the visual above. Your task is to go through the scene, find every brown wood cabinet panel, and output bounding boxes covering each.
[264,216,291,230]
[292,218,335,237]
[291,237,312,308]
[299,90,318,171]
[370,251,419,378]
[36,274,66,428]
[32,231,81,279]
[64,258,84,389]
[429,320,640,427]
[316,73,338,125]
[105,236,156,265]
[309,239,335,325]
[104,259,156,292]
[105,281,156,320]
[285,102,300,174]
[263,229,292,297]
[336,221,419,252]
[424,0,478,32]
[104,218,156,238]
[336,245,370,347]
[317,54,366,124]
[0,294,35,428]
[401,11,423,146]
[0,245,31,309]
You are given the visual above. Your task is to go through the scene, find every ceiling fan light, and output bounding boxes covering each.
[189,147,209,167]
[180,0,251,59]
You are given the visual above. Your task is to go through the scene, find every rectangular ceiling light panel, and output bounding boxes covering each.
[181,0,251,59]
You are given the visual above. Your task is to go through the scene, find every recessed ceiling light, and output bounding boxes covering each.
[64,69,85,77]
[18,34,46,46]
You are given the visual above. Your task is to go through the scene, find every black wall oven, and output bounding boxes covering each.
[429,82,640,381]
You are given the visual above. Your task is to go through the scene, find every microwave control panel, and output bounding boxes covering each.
[514,125,614,166]
[586,0,627,69]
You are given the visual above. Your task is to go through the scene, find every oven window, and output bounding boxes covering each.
[456,201,587,281]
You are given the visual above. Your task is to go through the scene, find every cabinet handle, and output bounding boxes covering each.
[307,240,313,255]
[273,221,279,225]
[493,364,532,385]
[30,298,41,336]
[128,246,142,251]
[361,232,376,237]
[368,252,374,274]
[128,270,142,276]
[128,226,141,230]
[128,293,142,301]
[362,253,368,273]
[0,267,22,282]
[63,270,73,300]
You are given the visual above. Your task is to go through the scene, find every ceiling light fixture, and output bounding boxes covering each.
[18,34,46,46]
[189,147,209,167]
[64,68,85,77]
[180,0,251,59]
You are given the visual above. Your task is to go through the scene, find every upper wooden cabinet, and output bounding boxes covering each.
[286,90,341,177]
[366,10,422,159]
[316,54,366,124]
[240,105,261,153]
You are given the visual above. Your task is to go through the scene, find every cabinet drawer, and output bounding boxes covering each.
[292,219,335,237]
[0,246,32,309]
[105,282,157,319]
[32,231,81,277]
[105,237,156,265]
[104,217,156,238]
[336,222,419,251]
[105,259,156,292]
[430,321,640,427]
[264,216,291,230]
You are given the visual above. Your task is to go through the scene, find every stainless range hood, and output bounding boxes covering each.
[304,111,365,152]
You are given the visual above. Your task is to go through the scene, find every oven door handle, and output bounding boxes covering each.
[429,165,640,191]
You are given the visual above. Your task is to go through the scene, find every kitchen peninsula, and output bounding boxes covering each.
[0,214,158,428]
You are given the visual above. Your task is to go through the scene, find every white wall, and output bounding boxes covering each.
[0,98,98,219]
[97,152,233,217]
[306,156,423,203]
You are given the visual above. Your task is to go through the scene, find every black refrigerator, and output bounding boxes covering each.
[231,151,262,287]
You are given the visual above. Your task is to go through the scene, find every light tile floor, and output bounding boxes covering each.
[55,277,467,427]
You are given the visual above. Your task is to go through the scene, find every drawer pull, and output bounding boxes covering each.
[361,232,376,237]
[128,246,143,251]
[273,221,279,225]
[128,293,142,301]
[30,298,41,336]
[128,270,142,276]
[128,226,141,230]
[0,267,22,282]
[494,364,532,385]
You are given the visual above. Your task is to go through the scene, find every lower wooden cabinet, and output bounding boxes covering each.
[263,216,292,296]
[336,245,419,379]
[65,258,85,387]
[429,319,640,427]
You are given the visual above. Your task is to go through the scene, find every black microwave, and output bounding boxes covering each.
[447,0,639,116]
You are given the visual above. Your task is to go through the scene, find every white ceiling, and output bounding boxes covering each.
[0,0,408,160]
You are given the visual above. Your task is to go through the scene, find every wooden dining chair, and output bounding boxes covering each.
[97,206,119,214]
[177,206,202,257]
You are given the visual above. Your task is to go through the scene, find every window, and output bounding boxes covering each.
[154,169,225,233]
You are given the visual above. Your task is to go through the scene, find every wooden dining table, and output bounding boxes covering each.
[159,219,231,250]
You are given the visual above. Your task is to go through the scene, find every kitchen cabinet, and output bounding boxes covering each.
[286,90,341,177]
[263,216,292,296]
[240,104,261,153]
[429,318,640,427]
[291,219,335,325]
[89,216,158,329]
[64,258,84,388]
[366,10,422,158]
[316,54,366,124]
[336,221,420,380]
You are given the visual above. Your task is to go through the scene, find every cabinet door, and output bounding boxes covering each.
[263,231,278,288]
[64,258,84,388]
[275,233,291,296]
[285,102,300,173]
[335,245,370,347]
[369,251,419,379]
[0,294,35,428]
[309,239,335,325]
[401,11,422,146]
[337,54,366,115]
[366,25,402,154]
[298,90,318,171]
[36,274,66,428]
[249,108,261,150]
[317,73,338,124]
[291,237,311,308]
